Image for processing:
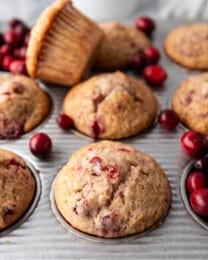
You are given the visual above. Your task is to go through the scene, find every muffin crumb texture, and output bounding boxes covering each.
[164,23,208,69]
[95,22,150,71]
[0,149,35,230]
[54,141,171,238]
[0,74,50,139]
[63,71,158,140]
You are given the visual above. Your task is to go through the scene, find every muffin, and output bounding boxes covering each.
[26,0,103,86]
[164,23,208,69]
[0,149,35,230]
[63,71,158,140]
[172,73,208,135]
[0,74,50,139]
[94,22,150,71]
[54,141,171,238]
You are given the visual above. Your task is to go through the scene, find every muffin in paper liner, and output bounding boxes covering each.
[26,0,103,86]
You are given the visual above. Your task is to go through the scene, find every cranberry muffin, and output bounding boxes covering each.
[54,141,171,238]
[0,149,35,230]
[63,71,158,140]
[0,74,50,139]
[26,0,103,86]
[172,73,208,135]
[164,23,208,69]
[94,22,150,71]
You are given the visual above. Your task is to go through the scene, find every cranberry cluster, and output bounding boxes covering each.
[180,130,208,217]
[133,16,167,86]
[0,18,30,75]
[186,158,208,217]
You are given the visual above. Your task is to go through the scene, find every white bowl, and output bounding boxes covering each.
[73,0,140,21]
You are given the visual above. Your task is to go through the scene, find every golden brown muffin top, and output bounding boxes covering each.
[0,74,50,139]
[164,23,208,69]
[54,141,171,238]
[63,71,158,140]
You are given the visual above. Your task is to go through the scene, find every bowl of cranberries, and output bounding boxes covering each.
[180,130,208,229]
[0,18,30,75]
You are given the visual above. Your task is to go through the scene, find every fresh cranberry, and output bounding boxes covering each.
[158,109,179,130]
[132,52,147,71]
[57,114,74,130]
[0,44,12,56]
[14,25,30,45]
[0,33,4,46]
[0,53,3,67]
[135,16,155,36]
[9,60,27,75]
[29,132,52,158]
[142,65,167,85]
[190,188,208,217]
[2,55,15,71]
[144,46,161,64]
[9,19,25,29]
[13,46,27,59]
[3,30,21,47]
[194,157,208,172]
[181,131,207,158]
[186,171,206,193]
[23,33,30,46]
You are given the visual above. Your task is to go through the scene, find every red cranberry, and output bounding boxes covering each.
[181,131,207,158]
[3,30,21,47]
[158,109,179,131]
[9,60,27,75]
[0,52,3,67]
[29,132,52,158]
[9,19,25,29]
[190,188,208,217]
[0,44,12,56]
[14,25,30,45]
[23,33,30,46]
[132,52,147,71]
[57,114,74,130]
[186,171,206,193]
[2,55,15,71]
[142,65,167,85]
[135,16,155,36]
[144,46,161,64]
[0,33,4,46]
[89,156,102,164]
[3,207,15,223]
[13,46,27,59]
[194,157,208,172]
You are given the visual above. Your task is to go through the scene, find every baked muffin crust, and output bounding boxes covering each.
[63,71,158,140]
[0,149,35,230]
[94,22,150,71]
[164,23,208,69]
[172,73,208,135]
[0,74,50,139]
[54,141,171,238]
